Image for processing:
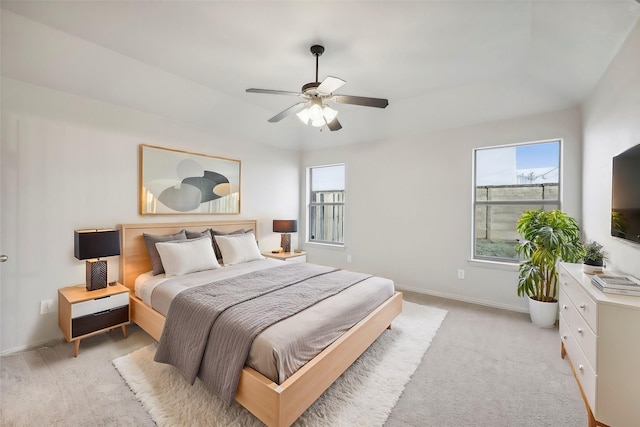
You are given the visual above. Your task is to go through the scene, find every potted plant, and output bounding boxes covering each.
[516,209,584,328]
[582,240,605,274]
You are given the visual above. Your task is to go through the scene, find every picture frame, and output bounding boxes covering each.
[139,144,241,215]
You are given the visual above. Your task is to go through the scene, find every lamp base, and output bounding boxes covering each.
[280,233,292,253]
[86,260,107,291]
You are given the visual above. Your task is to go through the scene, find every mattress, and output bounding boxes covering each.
[136,259,395,383]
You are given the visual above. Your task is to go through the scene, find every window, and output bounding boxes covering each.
[308,164,345,245]
[473,140,561,262]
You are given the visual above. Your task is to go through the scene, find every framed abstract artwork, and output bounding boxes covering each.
[139,144,241,215]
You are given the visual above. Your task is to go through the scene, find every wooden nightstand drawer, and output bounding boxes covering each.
[71,292,129,318]
[283,254,306,263]
[58,283,130,357]
[72,305,129,338]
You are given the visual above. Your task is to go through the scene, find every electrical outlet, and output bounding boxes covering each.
[457,269,465,279]
[40,299,55,314]
[347,254,352,263]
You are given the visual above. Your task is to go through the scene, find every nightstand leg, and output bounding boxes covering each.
[74,340,80,358]
[121,324,127,338]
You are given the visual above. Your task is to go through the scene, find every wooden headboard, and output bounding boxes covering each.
[119,220,258,291]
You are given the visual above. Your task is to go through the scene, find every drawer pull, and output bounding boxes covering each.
[93,309,110,316]
[579,304,586,309]
[562,335,568,341]
[578,364,584,373]
[577,328,583,334]
[562,305,568,310]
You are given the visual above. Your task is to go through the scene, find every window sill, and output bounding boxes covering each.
[305,242,345,251]
[468,259,519,271]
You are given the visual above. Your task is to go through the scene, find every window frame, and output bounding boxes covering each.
[307,163,346,247]
[472,139,562,263]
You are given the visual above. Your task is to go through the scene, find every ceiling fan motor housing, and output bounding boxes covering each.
[302,81,321,94]
[310,45,324,56]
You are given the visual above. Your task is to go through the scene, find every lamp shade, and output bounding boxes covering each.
[296,98,339,128]
[273,220,297,233]
[74,229,120,260]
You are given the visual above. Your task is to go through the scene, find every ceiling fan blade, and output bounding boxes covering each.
[317,76,346,95]
[246,88,301,96]
[326,117,342,131]
[332,95,389,108]
[268,102,306,123]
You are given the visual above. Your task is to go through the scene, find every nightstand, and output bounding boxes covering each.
[262,251,307,263]
[58,283,130,357]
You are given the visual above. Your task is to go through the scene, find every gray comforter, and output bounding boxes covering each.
[154,262,372,405]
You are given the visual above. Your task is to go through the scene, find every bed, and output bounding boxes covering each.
[120,220,403,427]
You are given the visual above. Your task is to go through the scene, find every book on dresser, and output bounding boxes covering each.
[591,274,640,296]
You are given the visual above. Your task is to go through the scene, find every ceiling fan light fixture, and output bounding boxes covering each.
[322,105,338,123]
[296,108,311,125]
[297,100,337,128]
[308,102,324,122]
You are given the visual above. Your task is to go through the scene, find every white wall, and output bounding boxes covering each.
[301,107,582,312]
[582,20,640,278]
[3,8,638,356]
[0,79,300,353]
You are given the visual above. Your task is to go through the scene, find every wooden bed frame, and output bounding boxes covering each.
[120,220,403,427]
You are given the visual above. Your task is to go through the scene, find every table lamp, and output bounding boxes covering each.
[273,220,297,253]
[74,229,120,291]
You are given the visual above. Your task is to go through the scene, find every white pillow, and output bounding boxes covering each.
[155,236,220,277]
[214,232,265,266]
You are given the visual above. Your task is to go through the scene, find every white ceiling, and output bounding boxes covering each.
[2,1,639,150]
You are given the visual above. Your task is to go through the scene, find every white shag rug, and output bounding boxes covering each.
[113,301,447,426]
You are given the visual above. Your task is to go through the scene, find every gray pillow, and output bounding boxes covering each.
[210,228,245,260]
[186,229,211,240]
[143,229,187,275]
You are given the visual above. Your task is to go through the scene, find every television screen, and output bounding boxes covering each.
[611,144,640,244]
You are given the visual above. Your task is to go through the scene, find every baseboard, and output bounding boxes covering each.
[396,284,528,314]
[0,337,64,356]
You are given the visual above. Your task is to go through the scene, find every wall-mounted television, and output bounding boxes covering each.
[611,144,640,244]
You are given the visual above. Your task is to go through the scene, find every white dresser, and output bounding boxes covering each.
[558,263,640,427]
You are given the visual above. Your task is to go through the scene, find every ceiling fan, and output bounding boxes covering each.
[246,45,389,131]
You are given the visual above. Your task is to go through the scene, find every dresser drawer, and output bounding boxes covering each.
[71,305,129,338]
[71,292,129,318]
[559,270,597,331]
[559,289,597,368]
[560,317,596,411]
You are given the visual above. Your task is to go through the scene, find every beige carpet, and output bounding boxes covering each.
[1,292,586,426]
[0,325,156,426]
[113,301,447,426]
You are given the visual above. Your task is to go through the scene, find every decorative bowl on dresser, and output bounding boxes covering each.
[558,263,640,427]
